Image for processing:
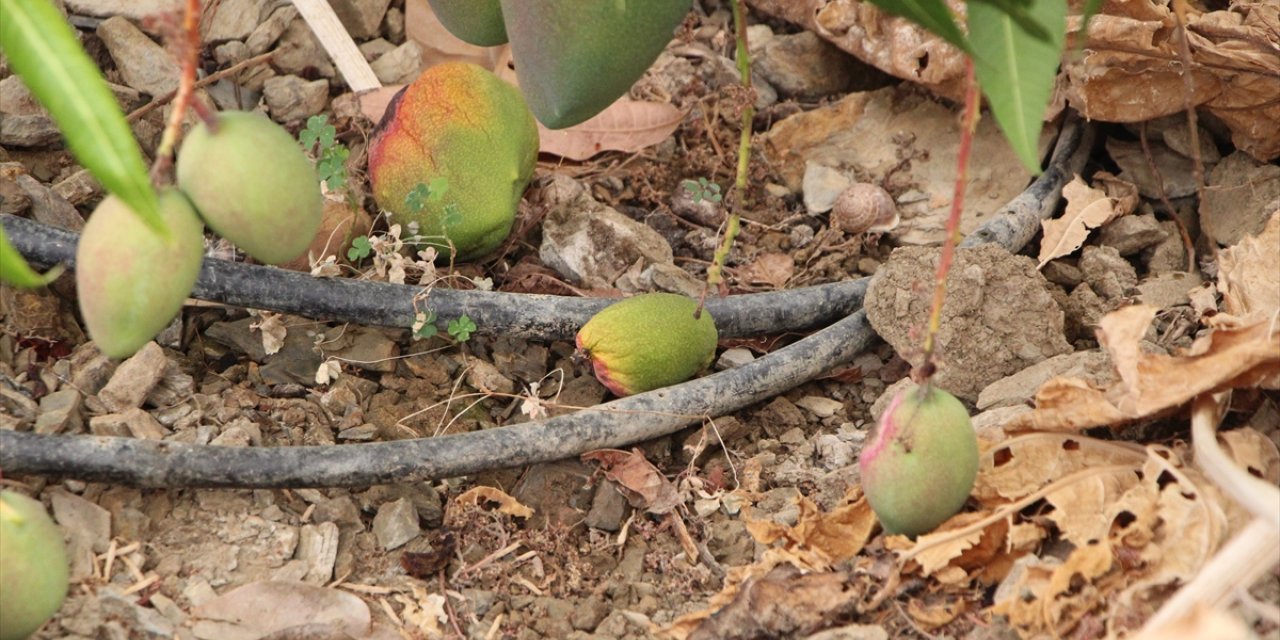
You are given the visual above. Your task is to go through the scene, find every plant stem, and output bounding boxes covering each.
[151,0,203,182]
[917,59,980,382]
[701,0,755,312]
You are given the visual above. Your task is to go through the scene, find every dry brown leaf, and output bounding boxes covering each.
[537,99,686,161]
[907,512,995,577]
[905,595,966,629]
[1215,210,1280,328]
[581,448,680,514]
[1038,176,1122,267]
[743,491,876,565]
[736,252,794,289]
[974,433,1143,503]
[192,581,373,638]
[1093,171,1141,217]
[678,565,861,640]
[1217,428,1280,485]
[1046,470,1137,548]
[453,486,533,519]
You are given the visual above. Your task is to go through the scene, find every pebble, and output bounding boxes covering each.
[795,395,843,418]
[329,0,393,39]
[202,0,268,43]
[263,75,330,124]
[372,497,419,551]
[296,522,340,584]
[97,16,181,97]
[802,162,850,214]
[98,342,168,411]
[714,347,755,371]
[370,41,423,85]
[1098,213,1168,256]
[35,388,83,435]
[754,31,860,100]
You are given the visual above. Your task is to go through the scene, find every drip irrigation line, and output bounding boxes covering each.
[0,117,1092,489]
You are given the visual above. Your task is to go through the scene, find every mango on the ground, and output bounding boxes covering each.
[0,491,69,640]
[858,383,979,537]
[367,62,537,260]
[428,0,507,46]
[575,293,717,397]
[176,111,322,265]
[500,0,691,128]
[76,190,205,359]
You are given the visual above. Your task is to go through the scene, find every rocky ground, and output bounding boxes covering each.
[2,1,1279,639]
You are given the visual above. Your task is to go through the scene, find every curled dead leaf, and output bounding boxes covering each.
[453,486,533,519]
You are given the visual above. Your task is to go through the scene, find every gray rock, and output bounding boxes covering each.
[97,16,181,97]
[202,0,268,42]
[539,176,675,290]
[637,262,704,298]
[35,389,84,435]
[465,358,515,395]
[272,18,335,78]
[370,41,423,85]
[802,162,850,214]
[977,350,1115,410]
[89,408,170,439]
[1041,259,1083,288]
[98,342,168,411]
[63,0,177,25]
[1079,245,1138,300]
[68,342,118,396]
[715,347,755,371]
[247,5,298,55]
[372,498,419,551]
[329,0,392,39]
[383,5,405,43]
[1143,220,1188,274]
[1064,283,1108,341]
[358,37,397,62]
[796,395,843,419]
[1200,151,1280,246]
[813,433,855,470]
[585,481,630,532]
[1107,137,1200,199]
[0,166,30,214]
[263,74,329,123]
[1098,213,1168,256]
[0,75,61,146]
[754,31,860,100]
[296,522,340,584]
[15,174,85,230]
[50,489,112,579]
[865,245,1073,401]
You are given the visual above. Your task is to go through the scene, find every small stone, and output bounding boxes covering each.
[778,427,807,445]
[465,359,516,395]
[977,350,1115,410]
[670,180,726,227]
[0,166,30,214]
[372,498,419,551]
[247,5,299,55]
[1200,151,1280,246]
[754,31,861,100]
[14,174,85,231]
[337,424,378,441]
[202,0,268,43]
[358,38,397,61]
[805,624,889,640]
[63,0,178,25]
[326,327,401,374]
[1079,245,1138,300]
[584,481,630,532]
[210,423,254,447]
[144,361,195,407]
[263,75,330,124]
[50,489,112,579]
[802,162,850,214]
[272,18,336,78]
[370,41,423,85]
[1098,214,1168,256]
[795,395,843,419]
[35,388,83,435]
[90,408,169,440]
[1041,259,1083,287]
[98,342,168,411]
[1144,220,1187,274]
[715,347,755,371]
[329,0,393,38]
[813,433,855,470]
[97,16,181,97]
[1064,283,1108,340]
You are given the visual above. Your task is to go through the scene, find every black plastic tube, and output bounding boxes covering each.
[0,116,1092,488]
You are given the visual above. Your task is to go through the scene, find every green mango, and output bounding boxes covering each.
[367,62,538,260]
[428,0,507,46]
[76,190,205,359]
[500,0,692,129]
[575,293,717,396]
[858,384,979,537]
[0,491,69,640]
[177,111,323,265]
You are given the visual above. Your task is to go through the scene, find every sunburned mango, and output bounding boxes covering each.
[76,190,205,359]
[367,62,537,260]
[500,0,691,128]
[858,384,979,537]
[575,293,717,397]
[428,0,507,46]
[0,491,69,640]
[176,110,322,265]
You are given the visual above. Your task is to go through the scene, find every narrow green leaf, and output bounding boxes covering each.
[0,224,64,288]
[863,0,971,53]
[969,1,1067,174]
[969,0,1051,43]
[0,0,163,234]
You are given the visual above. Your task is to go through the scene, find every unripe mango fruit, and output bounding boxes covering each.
[176,111,322,265]
[575,293,717,397]
[500,0,692,128]
[428,0,507,46]
[858,384,979,537]
[368,62,538,260]
[0,491,69,640]
[76,190,205,359]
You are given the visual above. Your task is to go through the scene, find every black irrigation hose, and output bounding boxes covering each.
[0,117,1092,489]
[1,217,865,340]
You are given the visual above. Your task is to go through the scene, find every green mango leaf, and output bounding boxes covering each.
[863,0,971,54]
[969,1,1067,174]
[0,0,163,235]
[970,0,1051,43]
[0,224,64,288]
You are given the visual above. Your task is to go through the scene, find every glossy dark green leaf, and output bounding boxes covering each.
[969,1,1067,174]
[863,0,971,53]
[0,0,163,234]
[970,0,1051,42]
[0,225,63,288]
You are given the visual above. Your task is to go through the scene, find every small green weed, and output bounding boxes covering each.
[412,310,439,339]
[681,177,722,203]
[346,235,372,261]
[300,115,350,191]
[448,314,476,342]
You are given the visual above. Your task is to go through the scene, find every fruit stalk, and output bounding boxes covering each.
[151,0,202,182]
[702,0,754,311]
[918,59,979,379]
